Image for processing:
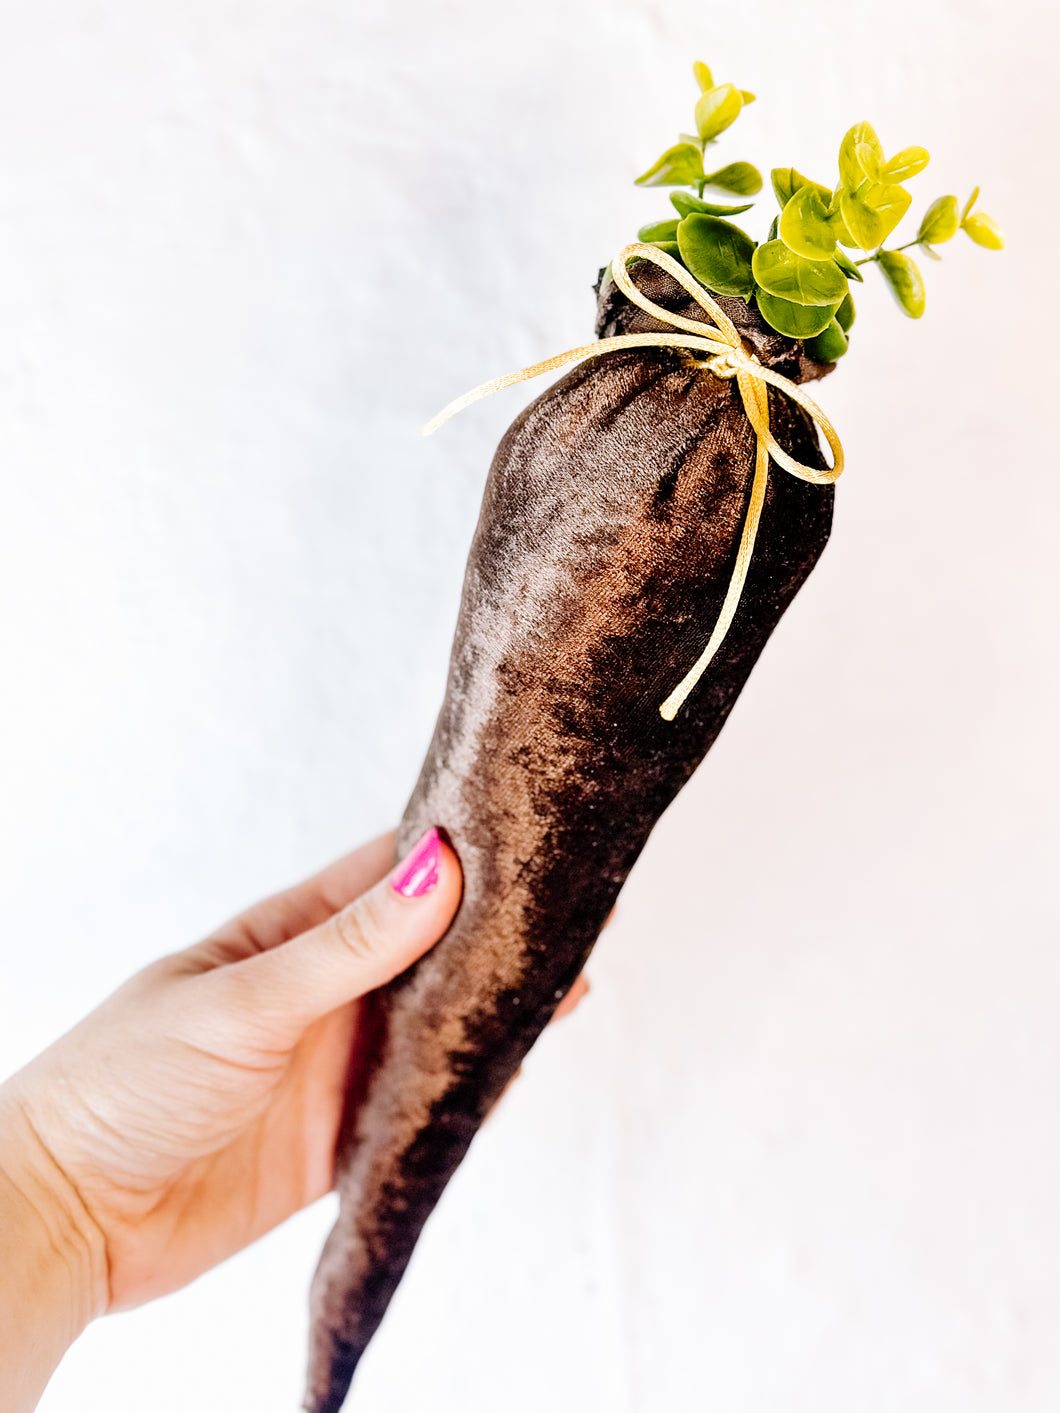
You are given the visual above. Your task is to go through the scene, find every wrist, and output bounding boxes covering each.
[0,1084,108,1410]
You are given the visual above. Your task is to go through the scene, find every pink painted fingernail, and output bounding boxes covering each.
[391,828,442,899]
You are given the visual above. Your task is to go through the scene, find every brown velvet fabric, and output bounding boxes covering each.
[304,265,836,1412]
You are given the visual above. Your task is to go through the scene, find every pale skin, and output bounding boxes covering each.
[0,830,589,1412]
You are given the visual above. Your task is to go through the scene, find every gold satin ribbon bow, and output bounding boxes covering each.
[422,242,845,721]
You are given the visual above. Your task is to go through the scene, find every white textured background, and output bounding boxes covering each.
[1,2,1056,1409]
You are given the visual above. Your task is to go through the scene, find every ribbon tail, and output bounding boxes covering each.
[659,378,772,721]
[421,341,613,437]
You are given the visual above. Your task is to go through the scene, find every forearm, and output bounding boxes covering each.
[0,1088,106,1413]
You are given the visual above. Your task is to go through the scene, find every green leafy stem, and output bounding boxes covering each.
[630,62,1004,363]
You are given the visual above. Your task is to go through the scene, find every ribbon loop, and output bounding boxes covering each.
[423,242,845,720]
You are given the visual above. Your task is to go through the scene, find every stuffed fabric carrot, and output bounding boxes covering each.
[303,260,835,1409]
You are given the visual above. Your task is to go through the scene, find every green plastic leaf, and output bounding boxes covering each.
[670,191,754,218]
[855,141,883,183]
[806,319,849,362]
[695,84,743,142]
[917,194,959,246]
[883,145,930,182]
[962,212,1005,249]
[693,61,714,92]
[751,239,849,306]
[702,161,762,195]
[635,143,705,187]
[755,289,841,339]
[961,186,980,222]
[771,168,797,207]
[834,249,864,283]
[677,214,755,299]
[768,215,779,242]
[771,167,831,210]
[779,185,837,259]
[840,181,912,249]
[838,122,884,191]
[739,89,756,104]
[829,194,858,248]
[835,291,856,331]
[638,218,681,243]
[878,250,926,318]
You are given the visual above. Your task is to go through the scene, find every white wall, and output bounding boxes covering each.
[1,1,1056,1409]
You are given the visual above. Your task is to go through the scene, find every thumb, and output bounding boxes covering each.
[209,829,462,1038]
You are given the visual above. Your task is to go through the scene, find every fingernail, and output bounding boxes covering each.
[391,828,442,899]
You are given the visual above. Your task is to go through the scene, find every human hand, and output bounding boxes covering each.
[1,830,463,1320]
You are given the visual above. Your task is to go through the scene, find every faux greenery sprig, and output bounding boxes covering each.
[633,63,1004,363]
[635,60,763,201]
